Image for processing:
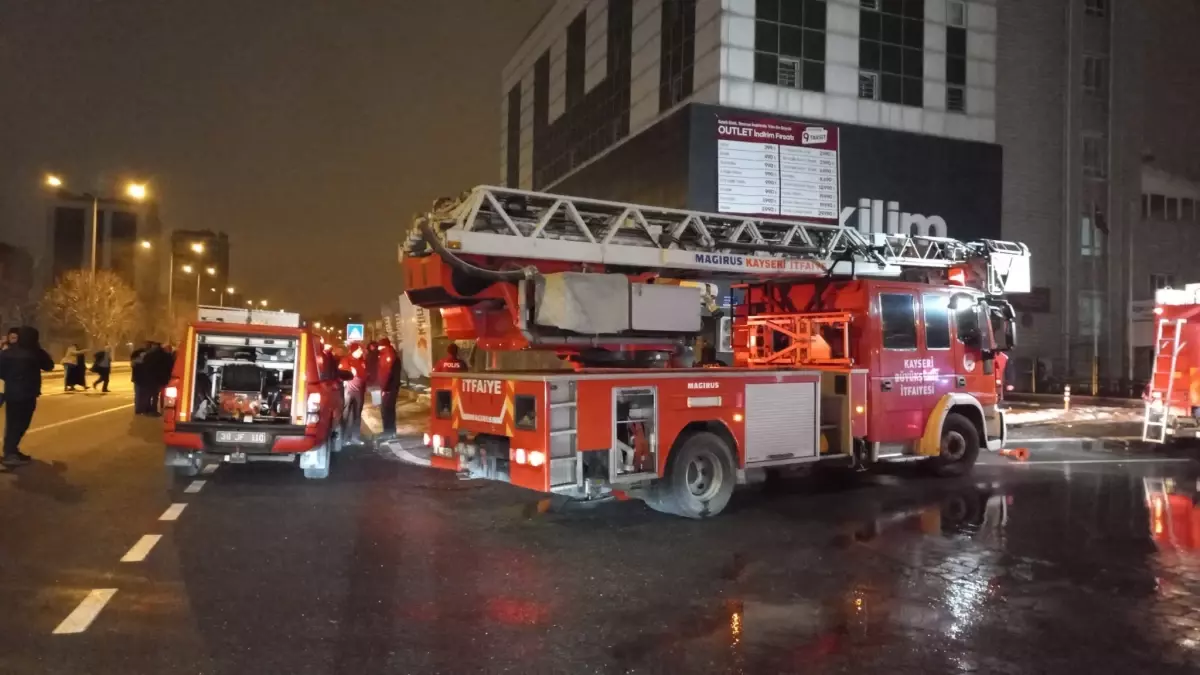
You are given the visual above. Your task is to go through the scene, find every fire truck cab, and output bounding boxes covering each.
[406,187,1028,518]
[163,306,350,480]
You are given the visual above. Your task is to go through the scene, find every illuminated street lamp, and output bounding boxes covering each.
[139,239,152,249]
[220,286,236,307]
[43,174,149,276]
[180,264,217,307]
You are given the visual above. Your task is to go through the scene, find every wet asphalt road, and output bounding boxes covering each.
[3,398,1200,674]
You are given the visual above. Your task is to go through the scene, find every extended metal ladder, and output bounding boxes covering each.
[405,186,1031,294]
[1143,318,1186,443]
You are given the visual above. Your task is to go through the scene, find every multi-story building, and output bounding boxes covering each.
[44,195,163,308]
[502,0,1200,387]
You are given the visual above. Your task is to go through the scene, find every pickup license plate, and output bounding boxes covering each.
[215,431,269,445]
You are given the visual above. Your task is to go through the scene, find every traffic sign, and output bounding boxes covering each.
[346,323,364,341]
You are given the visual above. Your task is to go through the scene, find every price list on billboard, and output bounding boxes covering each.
[716,117,840,221]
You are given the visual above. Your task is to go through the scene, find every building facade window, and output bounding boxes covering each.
[660,0,697,110]
[754,0,827,92]
[1081,134,1107,178]
[529,0,633,190]
[1148,193,1166,220]
[945,6,966,112]
[1085,0,1107,18]
[1151,274,1177,293]
[1080,211,1104,257]
[506,86,520,188]
[566,11,586,109]
[859,0,924,107]
[1082,55,1107,96]
[1078,291,1104,338]
[947,0,966,28]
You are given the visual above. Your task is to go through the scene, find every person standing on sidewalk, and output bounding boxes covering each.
[375,338,402,438]
[0,327,54,467]
[91,345,112,393]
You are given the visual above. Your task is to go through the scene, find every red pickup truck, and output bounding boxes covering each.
[163,309,349,479]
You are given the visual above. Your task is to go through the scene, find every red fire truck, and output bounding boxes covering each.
[404,187,1030,517]
[1143,285,1200,443]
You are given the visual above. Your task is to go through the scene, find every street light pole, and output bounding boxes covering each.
[90,194,99,276]
[195,272,201,308]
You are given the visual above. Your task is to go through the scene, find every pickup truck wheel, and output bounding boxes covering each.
[646,432,735,519]
[928,413,980,477]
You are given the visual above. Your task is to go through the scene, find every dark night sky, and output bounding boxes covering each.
[0,0,553,314]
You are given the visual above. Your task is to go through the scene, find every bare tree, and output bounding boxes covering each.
[42,270,144,349]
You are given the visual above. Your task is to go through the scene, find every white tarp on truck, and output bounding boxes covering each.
[398,293,433,378]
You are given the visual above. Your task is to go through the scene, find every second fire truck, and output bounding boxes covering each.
[403,186,1030,518]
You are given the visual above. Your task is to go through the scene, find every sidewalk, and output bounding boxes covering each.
[360,398,433,467]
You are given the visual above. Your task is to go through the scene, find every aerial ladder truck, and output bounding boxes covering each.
[401,186,1031,518]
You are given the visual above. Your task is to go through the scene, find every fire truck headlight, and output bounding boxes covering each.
[423,433,431,446]
[528,450,546,467]
[1154,307,1164,316]
[432,434,443,449]
[733,413,744,422]
[854,405,865,415]
[513,448,527,465]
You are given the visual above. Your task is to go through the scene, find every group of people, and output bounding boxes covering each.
[332,337,407,442]
[131,342,176,416]
[59,344,113,392]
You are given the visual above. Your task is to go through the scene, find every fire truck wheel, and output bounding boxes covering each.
[929,413,980,477]
[651,432,736,519]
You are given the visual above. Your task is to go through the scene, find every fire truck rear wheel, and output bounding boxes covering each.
[650,432,736,519]
[929,413,980,477]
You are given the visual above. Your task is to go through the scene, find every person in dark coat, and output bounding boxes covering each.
[148,344,175,413]
[91,345,112,393]
[131,341,156,414]
[0,327,55,466]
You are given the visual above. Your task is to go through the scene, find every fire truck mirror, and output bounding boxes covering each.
[988,302,1017,352]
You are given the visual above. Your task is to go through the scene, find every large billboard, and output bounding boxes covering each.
[716,117,840,221]
[691,104,1003,242]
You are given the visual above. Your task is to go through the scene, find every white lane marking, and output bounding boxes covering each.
[159,503,187,521]
[26,404,135,434]
[1016,458,1193,465]
[120,534,162,563]
[201,464,219,475]
[53,589,117,634]
[1012,436,1142,444]
[183,480,206,494]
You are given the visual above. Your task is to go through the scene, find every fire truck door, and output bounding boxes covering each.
[872,291,929,442]
[952,298,998,407]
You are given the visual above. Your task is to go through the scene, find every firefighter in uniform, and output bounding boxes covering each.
[339,342,367,444]
[375,338,402,438]
[434,343,468,372]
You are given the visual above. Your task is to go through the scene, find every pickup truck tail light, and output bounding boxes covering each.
[305,392,321,424]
